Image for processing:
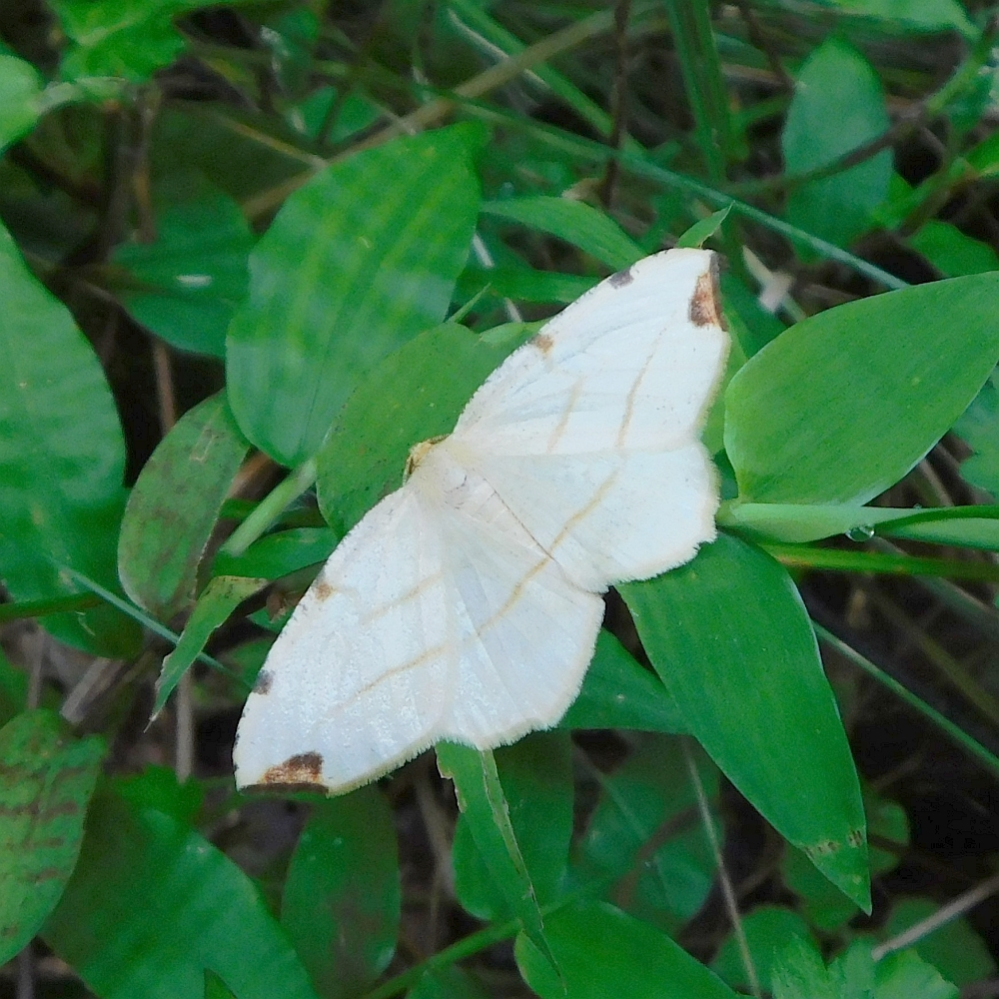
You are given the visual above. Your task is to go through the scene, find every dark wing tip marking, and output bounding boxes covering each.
[609,265,635,287]
[689,260,725,329]
[252,669,273,695]
[258,751,325,788]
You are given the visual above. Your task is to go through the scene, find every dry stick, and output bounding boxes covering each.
[151,339,192,781]
[681,738,761,999]
[871,871,999,961]
[597,0,633,208]
[731,0,793,89]
[17,636,44,999]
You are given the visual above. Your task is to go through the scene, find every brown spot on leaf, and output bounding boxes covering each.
[609,266,634,287]
[805,838,840,858]
[847,828,865,847]
[252,670,272,695]
[532,332,554,354]
[259,751,325,788]
[689,261,724,328]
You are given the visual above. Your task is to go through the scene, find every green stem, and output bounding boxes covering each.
[220,458,318,558]
[762,543,999,583]
[815,624,999,780]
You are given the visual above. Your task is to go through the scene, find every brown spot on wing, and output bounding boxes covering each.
[258,751,325,789]
[532,332,554,354]
[312,579,334,602]
[609,266,634,287]
[689,260,724,328]
[252,669,272,695]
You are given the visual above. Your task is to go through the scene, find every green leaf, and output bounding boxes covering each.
[720,502,916,544]
[908,220,999,277]
[113,176,254,357]
[880,897,996,986]
[119,393,250,620]
[621,534,870,911]
[572,736,716,934]
[814,0,976,37]
[0,651,28,729]
[281,789,400,999]
[212,527,338,580]
[676,206,732,249]
[54,0,243,79]
[785,783,908,925]
[515,900,739,999]
[115,765,203,826]
[771,938,958,999]
[0,54,42,150]
[783,38,891,248]
[0,711,104,964]
[453,733,573,920]
[204,970,237,999]
[155,575,267,717]
[560,630,685,733]
[228,125,484,467]
[481,197,643,270]
[711,906,817,994]
[0,220,138,655]
[456,264,594,306]
[317,321,530,534]
[871,948,959,999]
[405,966,490,999]
[436,744,554,968]
[43,787,321,999]
[56,0,185,79]
[724,273,999,504]
[954,370,999,497]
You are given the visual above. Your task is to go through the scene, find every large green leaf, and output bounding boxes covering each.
[453,733,573,920]
[43,787,320,999]
[436,744,554,968]
[119,393,250,620]
[0,711,104,964]
[782,38,891,248]
[281,789,400,999]
[317,321,531,535]
[621,534,869,910]
[0,221,138,655]
[228,125,484,467]
[725,273,999,505]
[515,900,738,999]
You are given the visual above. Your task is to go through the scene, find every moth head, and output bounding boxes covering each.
[405,435,447,479]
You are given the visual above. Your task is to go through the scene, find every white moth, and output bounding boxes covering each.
[234,248,728,794]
